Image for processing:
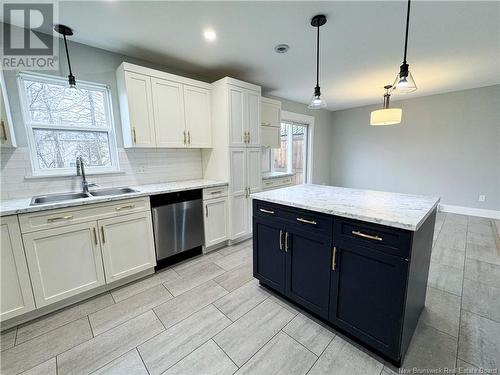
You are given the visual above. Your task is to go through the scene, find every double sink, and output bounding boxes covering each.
[30,187,139,205]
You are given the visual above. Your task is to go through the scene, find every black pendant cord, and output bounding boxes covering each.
[315,23,320,88]
[402,0,411,64]
[62,34,74,77]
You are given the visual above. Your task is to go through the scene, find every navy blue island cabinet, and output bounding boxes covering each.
[252,199,436,366]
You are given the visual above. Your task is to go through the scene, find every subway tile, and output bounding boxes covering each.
[57,311,164,375]
[1,317,92,375]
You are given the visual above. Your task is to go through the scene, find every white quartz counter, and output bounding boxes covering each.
[251,184,440,231]
[0,179,227,216]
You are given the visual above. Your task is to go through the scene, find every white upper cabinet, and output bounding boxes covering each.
[228,85,261,148]
[152,78,185,147]
[1,216,35,321]
[246,91,261,147]
[184,85,212,148]
[0,70,17,148]
[261,97,281,127]
[116,62,212,148]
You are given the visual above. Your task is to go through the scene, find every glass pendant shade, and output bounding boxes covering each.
[370,108,402,126]
[392,70,417,93]
[308,94,327,109]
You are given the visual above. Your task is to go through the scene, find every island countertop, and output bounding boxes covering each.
[251,184,440,231]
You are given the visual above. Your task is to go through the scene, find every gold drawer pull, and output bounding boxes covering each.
[279,230,283,251]
[47,215,73,222]
[332,246,337,270]
[265,181,273,186]
[132,127,137,144]
[297,218,317,225]
[285,231,289,252]
[352,230,383,241]
[259,208,274,214]
[115,204,135,211]
[210,190,223,195]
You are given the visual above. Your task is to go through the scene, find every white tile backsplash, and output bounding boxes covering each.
[0,147,203,200]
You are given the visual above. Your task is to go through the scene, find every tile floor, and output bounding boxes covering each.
[1,213,499,375]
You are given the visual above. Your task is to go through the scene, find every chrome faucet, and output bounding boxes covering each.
[76,157,97,193]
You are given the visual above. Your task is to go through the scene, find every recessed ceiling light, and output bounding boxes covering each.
[203,29,216,42]
[274,44,290,53]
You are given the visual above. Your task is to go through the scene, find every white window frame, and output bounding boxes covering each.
[272,110,314,184]
[17,71,119,177]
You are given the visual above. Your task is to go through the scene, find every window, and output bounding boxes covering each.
[18,72,118,176]
[272,121,309,184]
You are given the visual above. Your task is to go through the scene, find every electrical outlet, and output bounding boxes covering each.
[479,195,486,202]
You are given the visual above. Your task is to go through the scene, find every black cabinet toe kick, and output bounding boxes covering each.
[252,199,436,367]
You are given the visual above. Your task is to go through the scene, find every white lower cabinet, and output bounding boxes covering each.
[23,222,106,308]
[230,194,249,240]
[203,197,228,247]
[1,216,35,321]
[98,212,156,283]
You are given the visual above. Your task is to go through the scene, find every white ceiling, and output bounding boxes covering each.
[6,1,500,110]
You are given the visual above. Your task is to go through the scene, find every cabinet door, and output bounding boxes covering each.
[286,228,332,319]
[1,216,35,321]
[246,148,262,194]
[246,91,261,147]
[204,197,228,247]
[228,87,246,147]
[230,148,247,196]
[253,217,286,294]
[23,222,105,307]
[329,243,407,357]
[184,85,212,148]
[0,71,16,148]
[151,78,185,147]
[229,195,249,240]
[98,212,156,283]
[261,100,281,127]
[260,125,280,148]
[124,72,156,147]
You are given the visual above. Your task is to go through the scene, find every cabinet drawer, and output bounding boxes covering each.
[262,177,293,190]
[203,186,228,200]
[335,217,411,258]
[19,198,150,233]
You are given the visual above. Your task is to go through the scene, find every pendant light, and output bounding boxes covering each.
[308,15,327,109]
[392,0,417,93]
[370,85,402,126]
[54,24,76,89]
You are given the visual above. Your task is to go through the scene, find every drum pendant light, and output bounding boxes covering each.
[370,85,402,126]
[392,0,417,93]
[308,15,327,109]
[54,24,77,88]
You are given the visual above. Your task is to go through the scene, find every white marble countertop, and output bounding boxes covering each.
[261,172,295,180]
[251,184,440,231]
[0,179,227,216]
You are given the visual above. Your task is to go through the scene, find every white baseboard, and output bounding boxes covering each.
[439,204,500,220]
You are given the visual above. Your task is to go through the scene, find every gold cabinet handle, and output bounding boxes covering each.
[285,232,289,252]
[259,208,274,214]
[115,204,135,211]
[93,227,98,245]
[248,132,251,143]
[332,246,337,270]
[47,215,73,222]
[264,181,273,186]
[183,130,187,145]
[205,204,209,217]
[132,127,137,144]
[279,230,283,251]
[1,120,7,141]
[101,227,105,243]
[297,217,317,225]
[352,230,383,241]
[188,131,191,145]
[210,190,223,195]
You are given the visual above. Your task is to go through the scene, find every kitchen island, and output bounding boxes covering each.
[251,184,440,366]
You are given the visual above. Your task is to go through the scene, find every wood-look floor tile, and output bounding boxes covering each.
[236,332,317,375]
[214,298,295,366]
[90,284,172,336]
[214,247,252,271]
[467,232,496,248]
[420,287,461,337]
[462,278,500,322]
[466,242,500,266]
[431,243,465,270]
[218,240,252,257]
[154,280,227,329]
[19,358,56,375]
[57,311,164,375]
[138,305,231,375]
[213,279,269,321]
[16,293,114,344]
[164,262,226,296]
[283,313,335,356]
[162,340,237,375]
[172,252,224,276]
[90,349,148,375]
[434,231,466,252]
[464,258,500,288]
[0,327,17,351]
[308,335,384,375]
[214,264,254,292]
[111,274,164,302]
[427,262,463,296]
[1,317,92,375]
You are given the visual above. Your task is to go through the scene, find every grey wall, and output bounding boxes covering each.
[266,96,333,185]
[330,85,500,211]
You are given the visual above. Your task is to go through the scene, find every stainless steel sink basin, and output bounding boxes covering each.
[89,187,138,197]
[30,192,91,205]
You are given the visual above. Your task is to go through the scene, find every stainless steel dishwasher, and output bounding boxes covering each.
[151,190,204,268]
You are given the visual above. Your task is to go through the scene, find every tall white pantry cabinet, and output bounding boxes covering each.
[203,77,262,242]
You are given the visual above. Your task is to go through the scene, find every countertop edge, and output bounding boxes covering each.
[1,180,228,217]
[261,172,295,181]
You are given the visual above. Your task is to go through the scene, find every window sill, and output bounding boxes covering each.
[24,170,126,180]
